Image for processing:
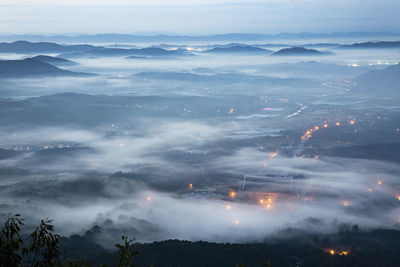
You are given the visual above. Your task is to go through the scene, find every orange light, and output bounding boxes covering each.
[342,201,350,207]
[189,183,193,189]
[335,122,341,126]
[340,251,348,256]
[234,220,240,225]
[266,203,272,210]
[314,126,319,130]
[259,199,264,204]
[378,181,383,185]
[329,250,335,255]
[350,120,355,125]
[269,151,279,159]
[396,195,400,201]
[230,191,236,198]
[226,205,231,210]
[147,196,152,201]
[323,124,328,128]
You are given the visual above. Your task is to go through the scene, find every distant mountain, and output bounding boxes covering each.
[272,47,324,56]
[0,148,19,160]
[354,63,400,92]
[0,32,397,43]
[258,61,379,78]
[0,40,99,53]
[92,47,177,56]
[203,43,248,49]
[340,41,400,49]
[0,58,90,78]
[204,45,272,54]
[63,47,185,58]
[32,55,78,66]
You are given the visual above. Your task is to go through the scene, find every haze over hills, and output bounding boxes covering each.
[354,63,400,91]
[0,58,90,78]
[0,40,99,53]
[1,0,400,265]
[204,45,272,54]
[0,32,398,43]
[32,55,78,66]
[340,41,400,49]
[86,47,184,57]
[134,71,319,88]
[271,47,324,56]
[250,61,383,79]
[0,35,400,267]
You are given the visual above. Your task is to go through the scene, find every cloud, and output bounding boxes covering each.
[2,128,400,244]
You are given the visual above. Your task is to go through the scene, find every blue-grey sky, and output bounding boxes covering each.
[1,0,399,34]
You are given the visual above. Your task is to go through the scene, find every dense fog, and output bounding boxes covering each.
[0,38,399,246]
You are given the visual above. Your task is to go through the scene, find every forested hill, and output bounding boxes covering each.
[59,228,400,267]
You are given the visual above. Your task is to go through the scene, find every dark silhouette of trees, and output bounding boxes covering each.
[0,214,24,267]
[0,214,139,267]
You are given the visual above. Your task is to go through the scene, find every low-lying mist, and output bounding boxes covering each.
[0,39,399,248]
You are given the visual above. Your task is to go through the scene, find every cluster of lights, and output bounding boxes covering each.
[329,249,349,256]
[301,120,356,141]
[259,194,274,210]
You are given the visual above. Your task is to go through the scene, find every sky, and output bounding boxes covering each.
[0,0,399,35]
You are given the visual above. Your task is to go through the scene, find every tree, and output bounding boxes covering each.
[0,214,24,267]
[23,218,60,267]
[115,236,139,267]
